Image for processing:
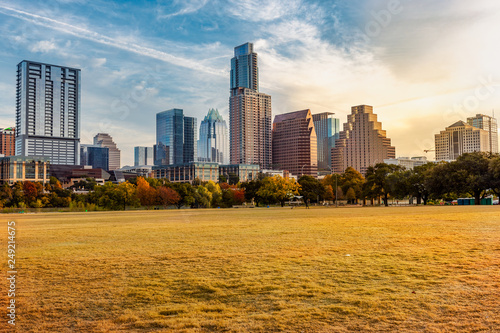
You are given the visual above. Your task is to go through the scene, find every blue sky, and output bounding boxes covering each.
[1,0,499,166]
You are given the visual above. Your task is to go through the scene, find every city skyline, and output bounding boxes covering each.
[0,1,500,165]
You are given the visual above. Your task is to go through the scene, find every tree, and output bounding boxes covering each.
[489,155,500,198]
[23,181,38,206]
[171,183,196,209]
[364,163,401,206]
[324,185,334,201]
[408,163,435,205]
[345,187,356,204]
[454,152,492,205]
[256,175,301,206]
[157,186,181,208]
[205,181,223,207]
[298,175,325,203]
[241,180,264,206]
[136,177,156,208]
[340,167,365,204]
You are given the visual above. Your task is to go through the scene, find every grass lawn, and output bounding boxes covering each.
[1,206,499,332]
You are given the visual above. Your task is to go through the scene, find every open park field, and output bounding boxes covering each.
[1,206,500,332]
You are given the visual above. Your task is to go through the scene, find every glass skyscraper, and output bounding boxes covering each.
[229,42,272,168]
[155,109,197,165]
[15,60,81,165]
[312,112,340,170]
[134,146,154,166]
[80,144,109,170]
[198,108,229,164]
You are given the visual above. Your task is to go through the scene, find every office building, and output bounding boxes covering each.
[467,114,498,154]
[435,121,489,161]
[134,146,154,166]
[229,43,272,169]
[332,105,396,174]
[15,60,81,164]
[155,108,197,165]
[272,109,318,177]
[152,162,219,183]
[0,156,49,184]
[0,127,16,156]
[198,108,229,164]
[94,133,120,170]
[80,144,109,170]
[312,112,340,170]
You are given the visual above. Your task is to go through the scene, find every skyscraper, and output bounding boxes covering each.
[94,133,120,170]
[467,114,498,154]
[272,109,318,177]
[332,105,395,174]
[0,127,16,157]
[80,144,109,170]
[134,146,154,166]
[312,112,340,170]
[435,121,489,161]
[155,108,197,165]
[15,60,81,165]
[229,43,272,169]
[198,108,229,164]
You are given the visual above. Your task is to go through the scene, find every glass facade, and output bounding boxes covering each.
[230,42,259,91]
[134,146,154,166]
[155,109,197,166]
[198,109,229,164]
[15,61,81,165]
[81,145,109,170]
[183,116,197,163]
[0,156,50,184]
[312,112,340,170]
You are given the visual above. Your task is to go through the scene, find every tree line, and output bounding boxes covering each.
[0,152,498,210]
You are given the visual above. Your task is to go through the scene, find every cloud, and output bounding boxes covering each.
[225,0,302,22]
[0,4,226,77]
[30,39,57,53]
[91,57,106,67]
[156,0,209,19]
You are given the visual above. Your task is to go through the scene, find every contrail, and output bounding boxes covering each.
[0,5,226,77]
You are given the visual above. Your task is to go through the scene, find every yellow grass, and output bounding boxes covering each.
[1,206,500,332]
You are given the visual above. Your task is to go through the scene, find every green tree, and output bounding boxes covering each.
[489,155,500,198]
[364,163,401,206]
[257,175,301,206]
[340,167,365,204]
[298,175,325,203]
[345,187,356,204]
[454,152,492,204]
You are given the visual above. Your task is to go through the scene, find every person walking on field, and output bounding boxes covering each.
[305,199,310,209]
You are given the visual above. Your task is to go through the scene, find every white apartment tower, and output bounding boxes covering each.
[435,121,490,161]
[15,60,81,164]
[467,114,498,154]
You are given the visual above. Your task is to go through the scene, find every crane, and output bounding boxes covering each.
[424,148,435,153]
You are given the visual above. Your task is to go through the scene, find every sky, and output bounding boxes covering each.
[0,0,499,166]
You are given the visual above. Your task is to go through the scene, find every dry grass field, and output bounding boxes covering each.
[1,206,499,332]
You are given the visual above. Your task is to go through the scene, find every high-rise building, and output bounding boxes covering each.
[0,127,16,156]
[467,114,498,154]
[435,121,490,161]
[183,116,197,164]
[134,146,154,166]
[80,144,109,170]
[229,43,272,169]
[231,42,258,91]
[93,133,120,170]
[272,109,318,177]
[15,60,81,164]
[198,108,229,164]
[312,112,340,170]
[155,108,197,165]
[332,105,396,174]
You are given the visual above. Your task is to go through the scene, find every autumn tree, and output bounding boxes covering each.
[257,175,301,206]
[136,177,156,208]
[157,186,181,208]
